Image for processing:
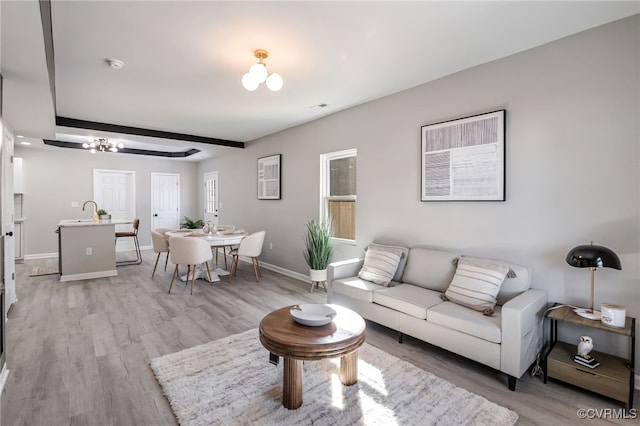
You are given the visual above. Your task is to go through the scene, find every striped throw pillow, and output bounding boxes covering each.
[358,245,404,286]
[444,258,509,315]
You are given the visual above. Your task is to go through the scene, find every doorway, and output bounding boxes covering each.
[203,171,219,227]
[151,172,180,230]
[93,169,135,251]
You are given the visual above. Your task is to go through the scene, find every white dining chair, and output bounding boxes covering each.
[228,231,266,282]
[168,236,213,295]
[151,229,170,277]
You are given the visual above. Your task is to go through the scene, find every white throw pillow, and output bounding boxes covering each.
[444,257,509,315]
[358,244,404,286]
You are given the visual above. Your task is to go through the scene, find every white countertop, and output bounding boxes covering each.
[58,219,133,227]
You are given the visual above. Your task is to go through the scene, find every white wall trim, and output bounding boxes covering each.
[59,270,118,282]
[0,364,9,398]
[24,252,57,260]
[237,256,309,283]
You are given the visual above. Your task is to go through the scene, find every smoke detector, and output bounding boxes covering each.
[106,58,124,70]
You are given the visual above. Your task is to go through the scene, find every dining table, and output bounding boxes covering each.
[165,229,248,282]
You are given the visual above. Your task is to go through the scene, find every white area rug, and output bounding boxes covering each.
[150,329,518,426]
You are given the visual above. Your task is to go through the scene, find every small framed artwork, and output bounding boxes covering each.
[257,154,281,200]
[421,109,505,201]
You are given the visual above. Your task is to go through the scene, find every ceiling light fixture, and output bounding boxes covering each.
[82,137,124,154]
[241,49,283,92]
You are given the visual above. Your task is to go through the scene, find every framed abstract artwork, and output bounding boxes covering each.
[421,110,505,201]
[257,154,281,200]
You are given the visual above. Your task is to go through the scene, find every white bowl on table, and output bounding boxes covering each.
[289,304,337,327]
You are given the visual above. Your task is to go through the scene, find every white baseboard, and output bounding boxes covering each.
[0,363,9,397]
[243,257,309,283]
[24,252,57,260]
[59,270,118,282]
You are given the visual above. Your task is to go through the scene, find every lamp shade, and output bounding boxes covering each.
[566,244,621,270]
[266,72,283,91]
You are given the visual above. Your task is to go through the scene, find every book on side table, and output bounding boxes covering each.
[574,354,599,369]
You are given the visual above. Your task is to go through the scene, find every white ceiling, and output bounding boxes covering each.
[2,1,639,161]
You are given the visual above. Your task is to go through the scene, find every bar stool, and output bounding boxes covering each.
[116,218,141,265]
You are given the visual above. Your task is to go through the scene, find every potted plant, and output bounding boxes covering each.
[181,216,204,229]
[303,219,333,284]
[97,209,111,221]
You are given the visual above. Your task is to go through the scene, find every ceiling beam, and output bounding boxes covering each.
[44,139,202,158]
[56,116,245,148]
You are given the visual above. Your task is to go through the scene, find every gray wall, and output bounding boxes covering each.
[14,146,199,254]
[199,16,639,360]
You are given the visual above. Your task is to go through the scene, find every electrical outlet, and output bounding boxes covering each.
[86,247,92,255]
[71,201,79,208]
[269,242,273,250]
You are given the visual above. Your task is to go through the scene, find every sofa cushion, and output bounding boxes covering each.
[358,244,406,286]
[373,284,443,320]
[444,257,509,314]
[368,243,410,282]
[401,248,458,292]
[495,261,531,305]
[332,276,387,303]
[427,301,502,344]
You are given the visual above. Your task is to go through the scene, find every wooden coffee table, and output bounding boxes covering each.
[259,304,366,409]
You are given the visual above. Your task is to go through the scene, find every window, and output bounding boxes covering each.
[204,174,216,214]
[320,149,357,241]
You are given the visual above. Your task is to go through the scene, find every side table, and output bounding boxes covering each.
[544,304,635,408]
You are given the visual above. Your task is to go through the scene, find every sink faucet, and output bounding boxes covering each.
[82,200,99,223]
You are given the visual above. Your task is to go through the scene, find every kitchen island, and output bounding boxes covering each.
[57,219,132,282]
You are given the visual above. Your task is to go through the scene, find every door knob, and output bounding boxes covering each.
[5,232,13,237]
[154,214,158,217]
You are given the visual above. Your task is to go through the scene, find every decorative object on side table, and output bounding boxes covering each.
[601,303,627,328]
[574,336,599,368]
[565,241,622,320]
[303,219,333,292]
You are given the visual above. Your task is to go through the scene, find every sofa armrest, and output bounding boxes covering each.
[500,289,547,378]
[327,258,363,302]
[327,258,363,283]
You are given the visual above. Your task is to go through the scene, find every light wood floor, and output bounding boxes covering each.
[2,250,637,425]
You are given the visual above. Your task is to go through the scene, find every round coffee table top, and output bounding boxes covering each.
[259,304,366,361]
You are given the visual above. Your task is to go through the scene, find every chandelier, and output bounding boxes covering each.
[241,49,283,92]
[82,138,124,153]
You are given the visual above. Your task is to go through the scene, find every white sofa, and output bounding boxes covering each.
[327,245,547,390]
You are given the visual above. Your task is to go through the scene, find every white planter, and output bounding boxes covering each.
[309,268,327,282]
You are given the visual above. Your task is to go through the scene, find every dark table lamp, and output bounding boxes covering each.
[566,241,622,320]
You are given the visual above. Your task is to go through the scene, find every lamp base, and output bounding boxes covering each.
[573,308,601,320]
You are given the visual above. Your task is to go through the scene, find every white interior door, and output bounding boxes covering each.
[203,171,219,227]
[151,172,180,230]
[93,169,135,251]
[2,127,16,315]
